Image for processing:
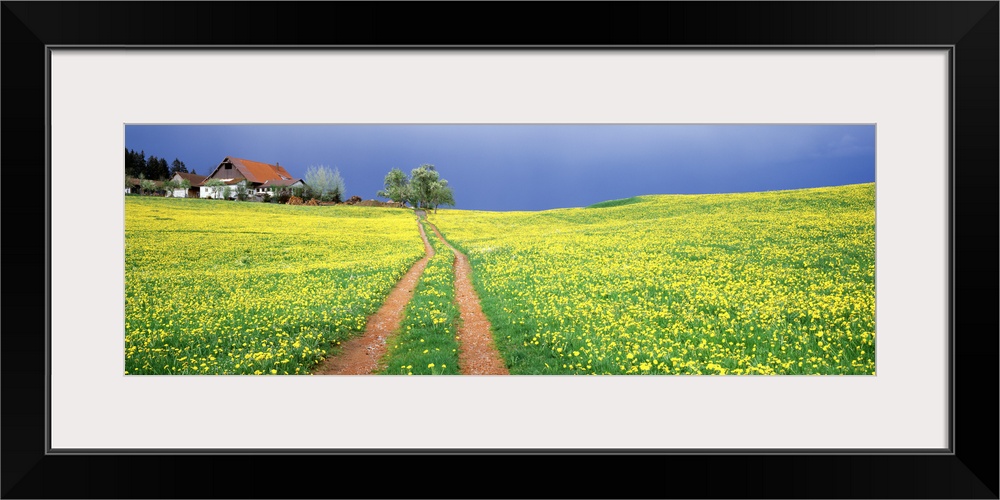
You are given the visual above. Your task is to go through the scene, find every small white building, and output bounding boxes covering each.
[254,178,308,197]
[199,179,243,199]
[169,172,207,198]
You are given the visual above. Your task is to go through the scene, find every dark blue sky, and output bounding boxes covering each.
[125,124,875,212]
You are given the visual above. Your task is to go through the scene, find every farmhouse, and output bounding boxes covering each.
[199,156,307,199]
[169,172,207,198]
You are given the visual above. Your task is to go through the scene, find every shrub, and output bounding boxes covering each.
[235,181,249,201]
[305,165,346,202]
[139,179,157,196]
[288,196,304,205]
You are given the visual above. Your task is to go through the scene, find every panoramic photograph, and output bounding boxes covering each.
[124,124,875,376]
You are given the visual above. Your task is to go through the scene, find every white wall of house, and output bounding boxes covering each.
[172,189,188,198]
[199,182,306,200]
[200,186,239,199]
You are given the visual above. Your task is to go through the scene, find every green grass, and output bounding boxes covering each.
[429,184,876,375]
[379,220,461,375]
[124,197,425,375]
[128,184,876,376]
[586,196,643,209]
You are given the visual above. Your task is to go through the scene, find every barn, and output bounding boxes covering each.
[199,156,307,199]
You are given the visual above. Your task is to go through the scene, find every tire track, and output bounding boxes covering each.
[425,221,509,375]
[313,219,434,375]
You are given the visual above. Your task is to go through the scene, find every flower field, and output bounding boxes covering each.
[428,183,876,375]
[379,221,461,375]
[125,197,424,374]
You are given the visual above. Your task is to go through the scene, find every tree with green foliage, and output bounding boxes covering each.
[178,178,192,197]
[125,148,147,178]
[222,186,232,200]
[377,168,410,205]
[409,164,434,208]
[139,179,156,196]
[162,179,179,197]
[137,151,147,178]
[409,164,444,209]
[125,148,135,177]
[145,155,169,180]
[378,164,453,209]
[169,158,188,177]
[145,155,157,180]
[204,179,225,199]
[428,179,455,213]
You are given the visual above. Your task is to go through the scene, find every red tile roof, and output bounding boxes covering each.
[172,172,208,184]
[227,157,294,184]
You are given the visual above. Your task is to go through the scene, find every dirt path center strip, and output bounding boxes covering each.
[426,222,510,375]
[314,220,434,375]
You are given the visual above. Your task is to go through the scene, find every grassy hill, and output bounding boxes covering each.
[428,183,876,375]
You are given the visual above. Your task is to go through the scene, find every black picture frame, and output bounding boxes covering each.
[2,2,996,498]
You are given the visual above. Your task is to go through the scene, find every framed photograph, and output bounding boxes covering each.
[3,2,996,498]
